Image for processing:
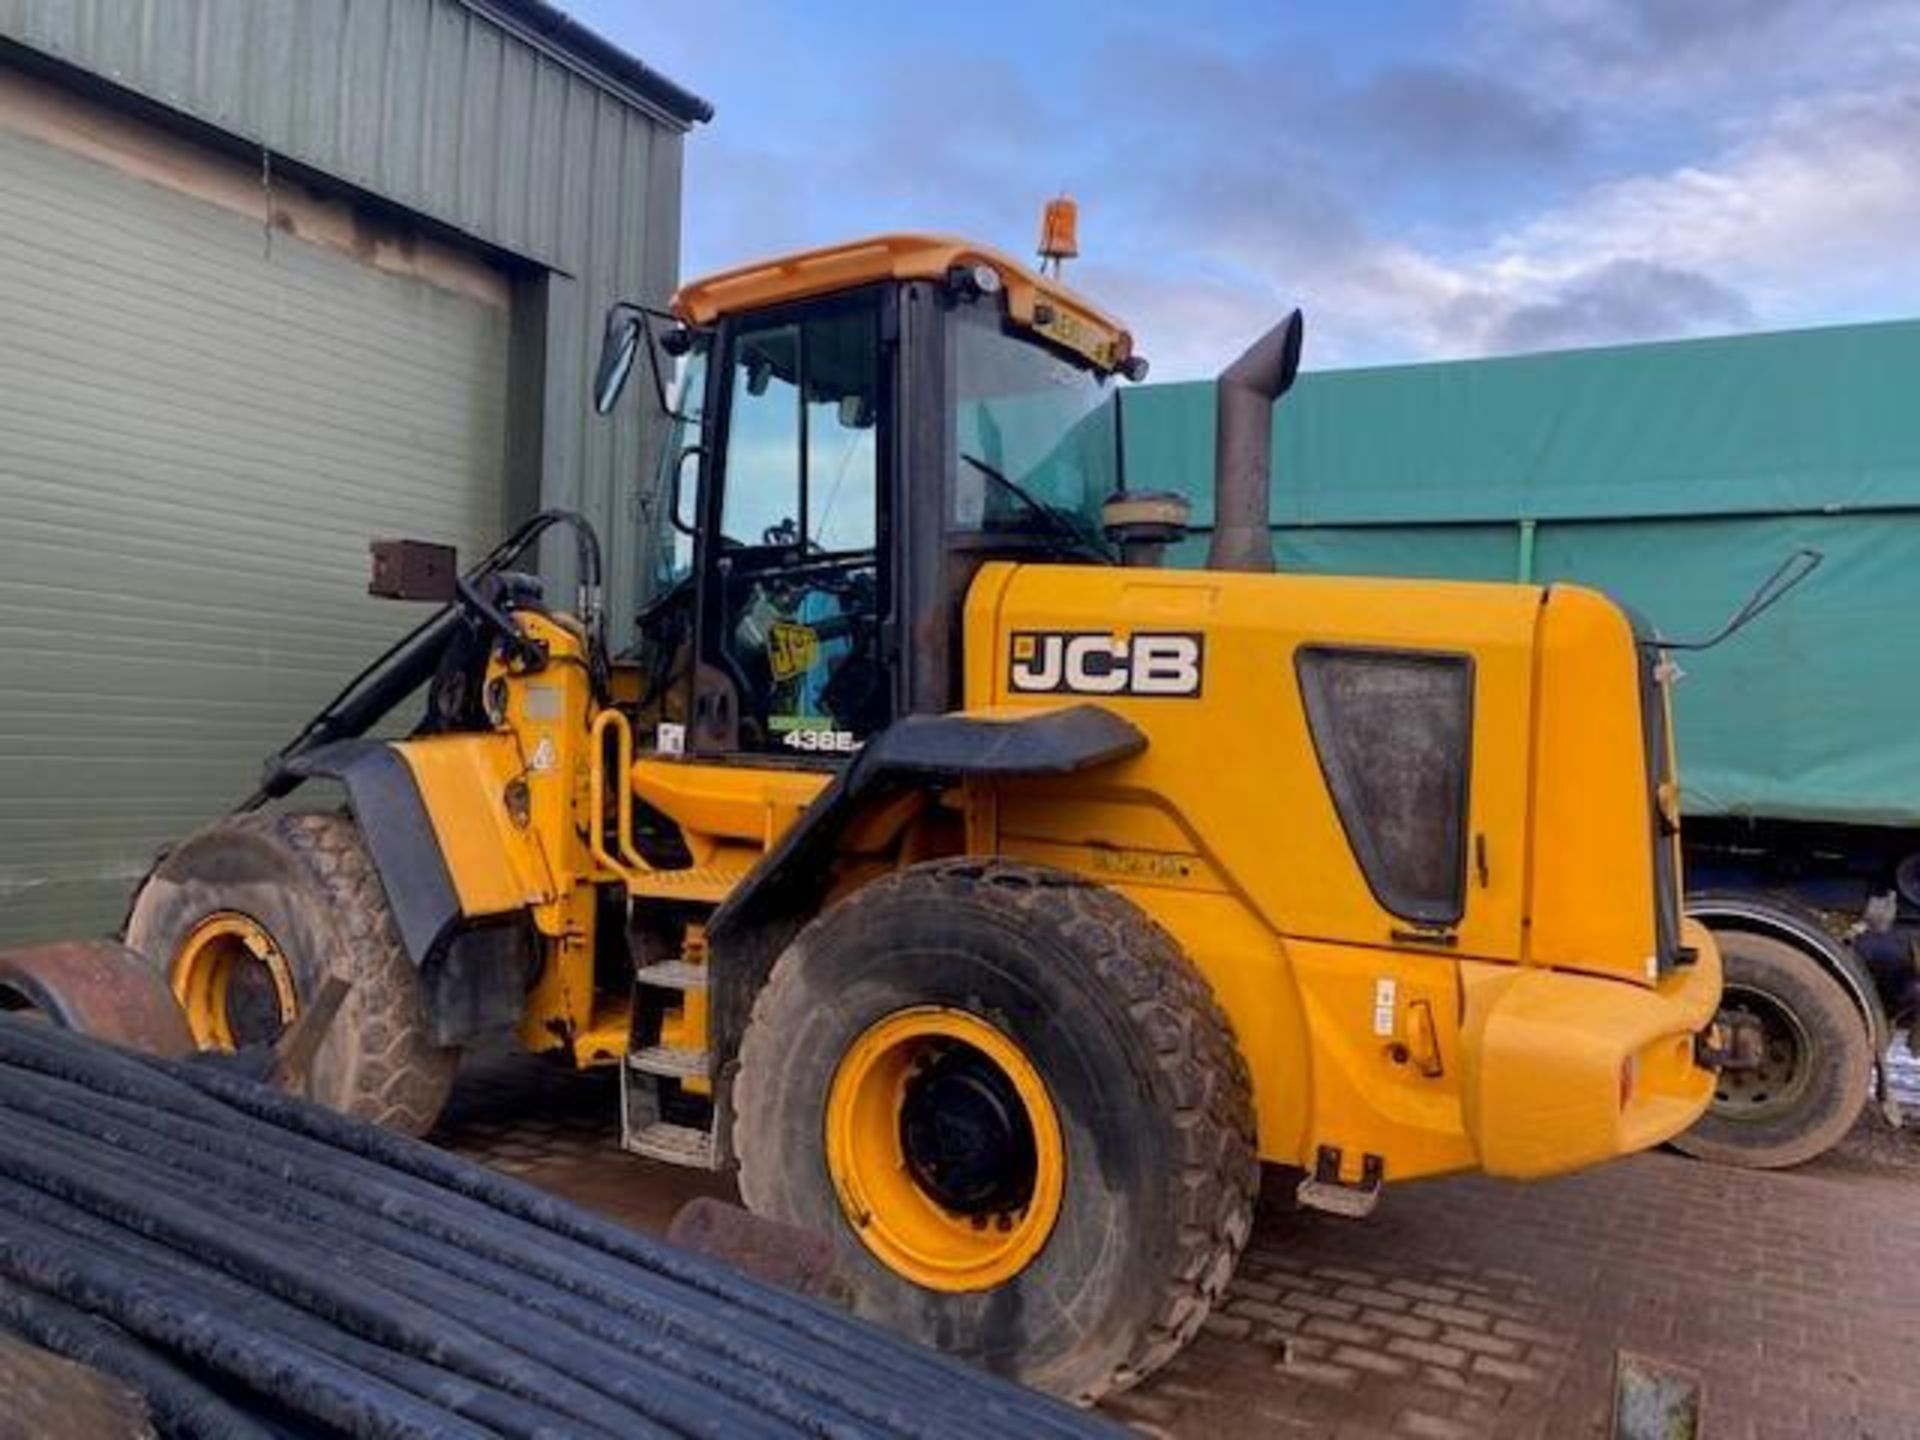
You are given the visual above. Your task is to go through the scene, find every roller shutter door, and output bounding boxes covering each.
[0,104,511,946]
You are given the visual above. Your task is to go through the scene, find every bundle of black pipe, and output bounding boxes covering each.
[0,1017,1120,1439]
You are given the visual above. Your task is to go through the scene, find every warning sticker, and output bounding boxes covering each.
[1372,977,1398,1037]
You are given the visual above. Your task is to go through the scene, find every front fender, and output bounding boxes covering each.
[278,741,462,966]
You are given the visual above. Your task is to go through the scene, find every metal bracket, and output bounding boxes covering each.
[265,976,351,1094]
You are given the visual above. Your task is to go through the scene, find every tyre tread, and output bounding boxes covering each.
[128,810,455,1135]
[276,812,455,1135]
[1673,927,1871,1170]
[736,857,1258,1403]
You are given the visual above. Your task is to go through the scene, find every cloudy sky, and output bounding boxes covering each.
[565,0,1920,378]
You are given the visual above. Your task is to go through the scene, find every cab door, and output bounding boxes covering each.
[689,290,893,759]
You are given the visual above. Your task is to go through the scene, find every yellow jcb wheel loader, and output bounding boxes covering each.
[125,233,1723,1402]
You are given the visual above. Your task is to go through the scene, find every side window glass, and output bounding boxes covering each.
[720,325,801,547]
[805,307,878,552]
[709,301,887,757]
[650,347,707,593]
[1296,647,1474,925]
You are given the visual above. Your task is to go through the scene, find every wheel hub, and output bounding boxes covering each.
[1712,986,1812,1118]
[824,1006,1064,1292]
[171,913,298,1052]
[900,1048,1038,1216]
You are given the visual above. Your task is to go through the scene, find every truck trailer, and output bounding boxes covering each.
[1125,316,1920,1167]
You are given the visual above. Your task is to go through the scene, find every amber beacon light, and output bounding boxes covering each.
[1037,195,1079,277]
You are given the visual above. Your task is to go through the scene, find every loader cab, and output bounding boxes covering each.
[606,236,1144,761]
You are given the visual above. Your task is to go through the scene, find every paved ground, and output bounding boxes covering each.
[435,1056,1920,1440]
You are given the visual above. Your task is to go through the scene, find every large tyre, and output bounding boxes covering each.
[126,811,457,1135]
[1671,929,1871,1168]
[734,859,1258,1403]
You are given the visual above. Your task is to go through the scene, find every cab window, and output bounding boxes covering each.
[949,298,1116,556]
[637,343,707,606]
[708,297,886,756]
[720,325,802,547]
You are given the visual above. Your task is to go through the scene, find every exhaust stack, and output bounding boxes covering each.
[1207,310,1304,572]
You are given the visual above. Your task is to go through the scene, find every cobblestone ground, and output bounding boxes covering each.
[436,1056,1920,1440]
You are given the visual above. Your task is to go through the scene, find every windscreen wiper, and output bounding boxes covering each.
[960,454,1112,564]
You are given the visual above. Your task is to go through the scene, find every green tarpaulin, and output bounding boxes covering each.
[1122,319,1920,824]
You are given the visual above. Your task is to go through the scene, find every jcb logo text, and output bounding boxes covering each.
[1008,631,1204,697]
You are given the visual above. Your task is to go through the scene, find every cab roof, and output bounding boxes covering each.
[671,234,1135,373]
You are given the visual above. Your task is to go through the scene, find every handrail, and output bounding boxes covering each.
[590,709,656,882]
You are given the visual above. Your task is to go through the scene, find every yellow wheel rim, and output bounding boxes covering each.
[825,1006,1064,1293]
[170,912,298,1052]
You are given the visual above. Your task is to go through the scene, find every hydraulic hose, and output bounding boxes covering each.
[249,508,615,808]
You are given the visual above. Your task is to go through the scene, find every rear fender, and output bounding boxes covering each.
[703,704,1145,1160]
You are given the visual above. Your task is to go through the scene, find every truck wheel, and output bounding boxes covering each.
[126,811,456,1135]
[733,859,1258,1403]
[1671,929,1871,1168]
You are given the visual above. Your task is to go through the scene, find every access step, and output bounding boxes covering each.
[628,1044,708,1080]
[624,1120,720,1169]
[633,960,707,991]
[1294,1146,1383,1219]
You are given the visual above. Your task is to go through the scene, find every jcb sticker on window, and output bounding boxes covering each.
[1008,631,1203,697]
[767,621,820,681]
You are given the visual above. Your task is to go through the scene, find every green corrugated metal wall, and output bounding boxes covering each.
[1123,319,1920,825]
[0,0,696,631]
[0,0,690,271]
[0,3,698,946]
[0,115,511,945]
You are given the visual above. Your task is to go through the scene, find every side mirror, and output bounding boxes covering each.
[593,306,643,415]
